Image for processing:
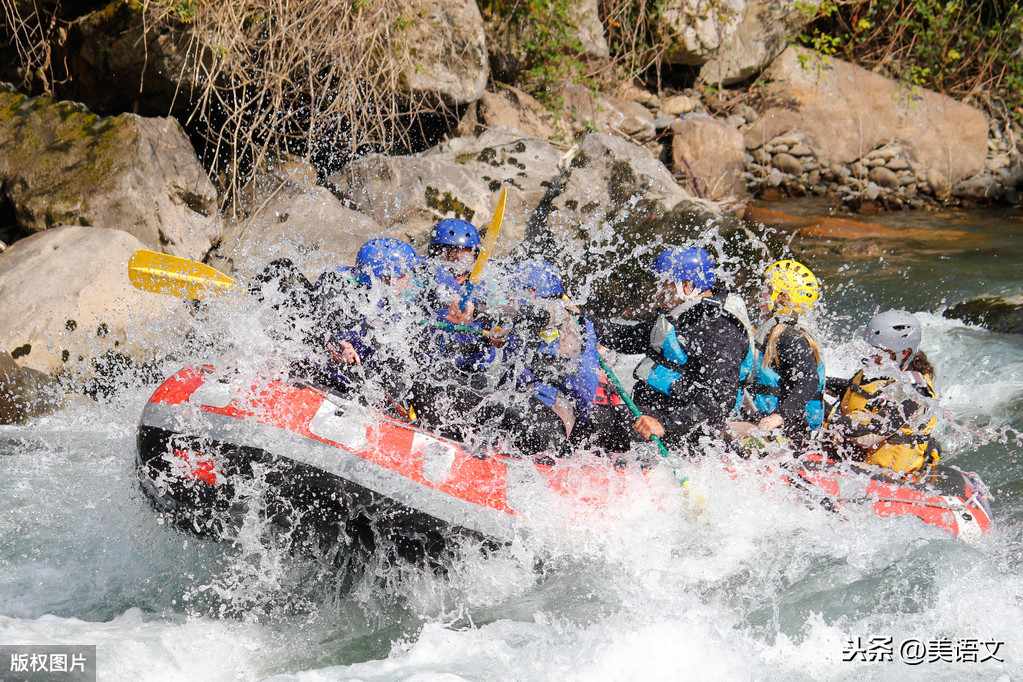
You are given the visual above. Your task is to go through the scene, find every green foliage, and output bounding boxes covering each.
[800,0,1023,116]
[480,0,591,102]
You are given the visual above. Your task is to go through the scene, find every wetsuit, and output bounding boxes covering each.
[595,288,752,451]
[747,316,826,441]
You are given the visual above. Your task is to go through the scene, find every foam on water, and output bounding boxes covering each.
[2,209,1023,680]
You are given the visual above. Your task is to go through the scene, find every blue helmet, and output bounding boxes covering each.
[653,246,716,289]
[429,219,481,255]
[511,259,564,299]
[355,238,420,284]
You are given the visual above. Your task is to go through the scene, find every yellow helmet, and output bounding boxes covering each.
[764,259,819,314]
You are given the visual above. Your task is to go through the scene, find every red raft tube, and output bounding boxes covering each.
[757,452,995,539]
[136,367,667,562]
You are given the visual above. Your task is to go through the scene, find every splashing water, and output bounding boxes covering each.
[2,205,1022,679]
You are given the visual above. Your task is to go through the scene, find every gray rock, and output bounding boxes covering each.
[0,86,221,260]
[753,147,771,165]
[326,155,492,244]
[701,0,821,85]
[789,144,813,157]
[868,166,901,190]
[771,152,803,175]
[425,130,565,250]
[536,133,725,271]
[945,295,1023,335]
[214,186,389,282]
[886,157,911,171]
[738,105,759,123]
[953,174,1005,201]
[0,226,188,374]
[864,182,881,201]
[0,351,62,424]
[986,154,1011,172]
[659,0,744,65]
[742,47,989,185]
[567,0,610,59]
[401,0,489,106]
[661,95,700,116]
[471,87,567,141]
[830,164,851,179]
[671,115,749,201]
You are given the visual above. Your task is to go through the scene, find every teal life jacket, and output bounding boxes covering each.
[749,317,826,430]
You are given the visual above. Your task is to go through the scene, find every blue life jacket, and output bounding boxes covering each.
[749,318,826,430]
[517,309,600,425]
[427,266,494,370]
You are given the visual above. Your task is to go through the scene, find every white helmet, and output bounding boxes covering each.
[864,310,921,364]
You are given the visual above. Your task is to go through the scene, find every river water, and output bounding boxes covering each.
[1,203,1022,680]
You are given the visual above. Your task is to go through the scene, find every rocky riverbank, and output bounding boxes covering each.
[1,0,1020,421]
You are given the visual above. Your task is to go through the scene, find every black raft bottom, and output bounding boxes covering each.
[136,425,498,567]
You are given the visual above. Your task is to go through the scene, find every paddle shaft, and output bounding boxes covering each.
[597,355,673,460]
[459,188,507,311]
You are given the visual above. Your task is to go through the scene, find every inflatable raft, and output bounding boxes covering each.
[785,452,993,538]
[135,366,665,562]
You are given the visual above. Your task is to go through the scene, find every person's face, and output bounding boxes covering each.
[438,245,476,282]
[380,272,413,292]
[657,278,694,308]
[759,280,775,314]
[869,347,910,368]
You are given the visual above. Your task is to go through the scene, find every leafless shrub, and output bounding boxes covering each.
[138,0,451,206]
[0,0,71,91]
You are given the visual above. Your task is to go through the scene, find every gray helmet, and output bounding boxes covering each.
[864,310,921,362]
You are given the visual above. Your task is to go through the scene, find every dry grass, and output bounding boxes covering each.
[139,0,452,206]
[2,0,455,206]
[1,0,71,91]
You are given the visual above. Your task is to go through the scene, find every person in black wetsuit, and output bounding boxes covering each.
[729,259,826,446]
[594,246,753,453]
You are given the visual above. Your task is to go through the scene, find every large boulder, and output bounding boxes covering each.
[457,87,569,141]
[325,153,494,248]
[0,225,189,374]
[944,295,1023,335]
[0,85,221,260]
[743,47,989,185]
[671,114,749,202]
[423,129,565,250]
[533,133,725,268]
[659,0,745,65]
[0,351,63,424]
[213,185,391,282]
[401,0,489,106]
[700,0,821,85]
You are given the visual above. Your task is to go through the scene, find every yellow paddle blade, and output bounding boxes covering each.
[467,187,507,288]
[128,250,238,300]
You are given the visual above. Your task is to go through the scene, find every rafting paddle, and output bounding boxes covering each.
[128,250,239,300]
[597,354,689,485]
[458,187,507,311]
